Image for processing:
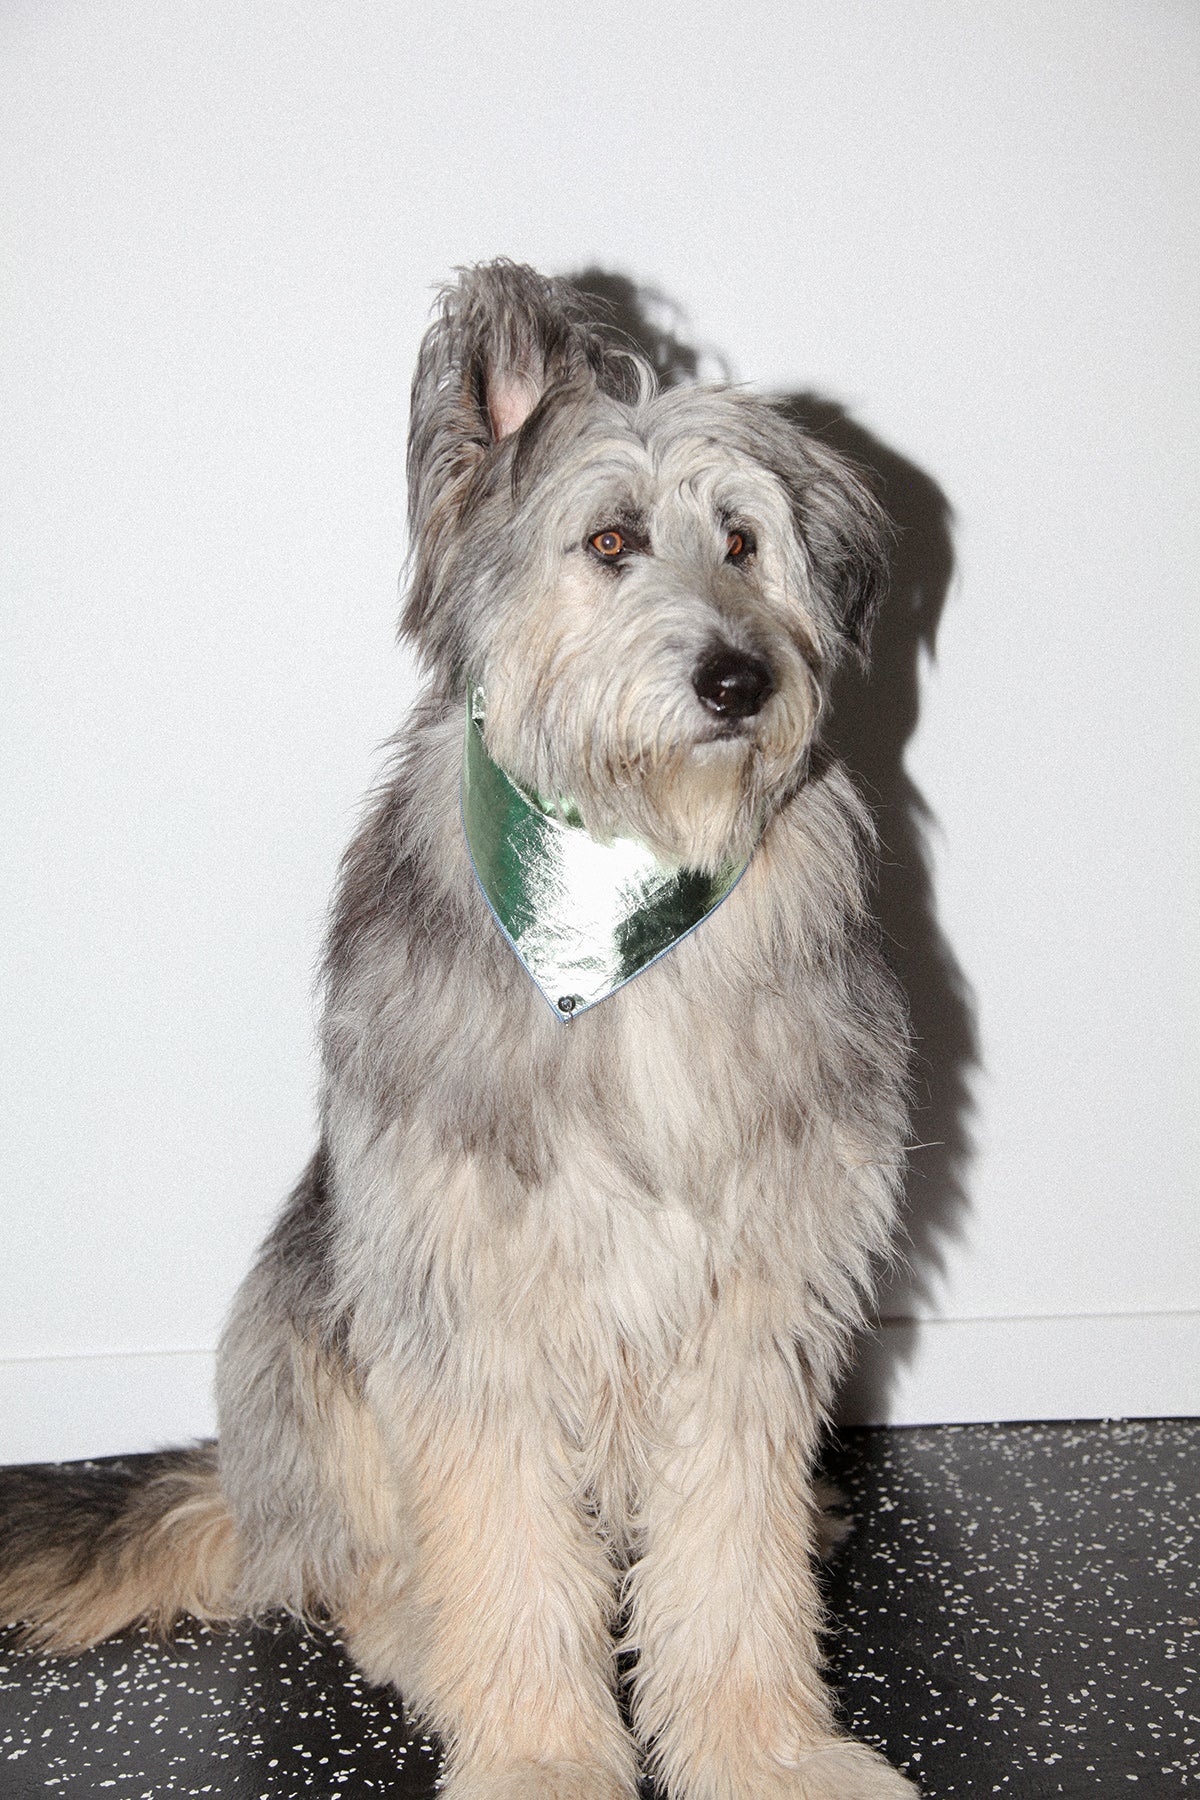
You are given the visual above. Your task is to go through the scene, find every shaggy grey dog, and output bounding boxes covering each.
[0,263,916,1799]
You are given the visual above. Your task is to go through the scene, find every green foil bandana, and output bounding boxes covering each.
[462,690,753,1021]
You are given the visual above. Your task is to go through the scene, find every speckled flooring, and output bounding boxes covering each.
[820,1420,1198,1794]
[1,1420,1196,1797]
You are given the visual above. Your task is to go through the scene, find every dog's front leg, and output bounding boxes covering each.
[627,1309,918,1800]
[342,1368,638,1800]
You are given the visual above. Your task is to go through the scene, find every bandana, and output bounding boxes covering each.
[462,689,753,1020]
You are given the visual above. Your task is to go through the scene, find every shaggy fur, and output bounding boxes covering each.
[1,262,916,1799]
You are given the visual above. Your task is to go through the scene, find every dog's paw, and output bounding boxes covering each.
[441,1761,634,1800]
[771,1738,919,1799]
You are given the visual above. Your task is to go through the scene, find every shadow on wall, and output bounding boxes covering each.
[571,267,979,1425]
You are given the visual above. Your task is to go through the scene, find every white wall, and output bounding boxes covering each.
[2,0,1196,1461]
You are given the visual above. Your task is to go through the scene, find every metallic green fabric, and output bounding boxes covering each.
[462,690,752,1019]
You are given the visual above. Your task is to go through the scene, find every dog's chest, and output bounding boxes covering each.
[519,993,744,1348]
[539,1159,716,1351]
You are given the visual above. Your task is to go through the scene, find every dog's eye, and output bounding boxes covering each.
[590,530,625,559]
[726,529,755,563]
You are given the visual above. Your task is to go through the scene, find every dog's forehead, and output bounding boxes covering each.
[560,388,791,524]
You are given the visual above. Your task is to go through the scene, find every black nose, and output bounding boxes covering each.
[691,647,775,721]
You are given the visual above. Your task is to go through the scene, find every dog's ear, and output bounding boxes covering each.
[785,437,893,666]
[407,262,619,530]
[403,261,631,664]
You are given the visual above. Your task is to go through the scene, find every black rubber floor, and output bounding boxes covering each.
[1,1420,1196,1797]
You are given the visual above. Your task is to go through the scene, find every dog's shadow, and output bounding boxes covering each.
[571,269,978,1422]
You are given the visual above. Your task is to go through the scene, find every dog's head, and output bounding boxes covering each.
[404,261,889,870]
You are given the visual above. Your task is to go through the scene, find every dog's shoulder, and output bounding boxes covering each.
[324,692,472,975]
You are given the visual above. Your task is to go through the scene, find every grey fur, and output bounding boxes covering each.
[1,262,917,1800]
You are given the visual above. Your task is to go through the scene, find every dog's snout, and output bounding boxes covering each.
[691,648,775,721]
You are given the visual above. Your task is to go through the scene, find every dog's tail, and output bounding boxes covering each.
[0,1443,240,1651]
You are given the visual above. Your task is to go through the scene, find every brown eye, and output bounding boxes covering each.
[726,529,754,562]
[590,530,625,558]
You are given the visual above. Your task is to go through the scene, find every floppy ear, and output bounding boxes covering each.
[787,438,893,665]
[406,262,618,537]
[402,261,632,659]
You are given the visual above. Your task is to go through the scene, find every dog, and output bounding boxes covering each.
[0,262,916,1799]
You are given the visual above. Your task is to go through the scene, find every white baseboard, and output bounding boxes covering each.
[837,1308,1200,1427]
[2,1310,1196,1463]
